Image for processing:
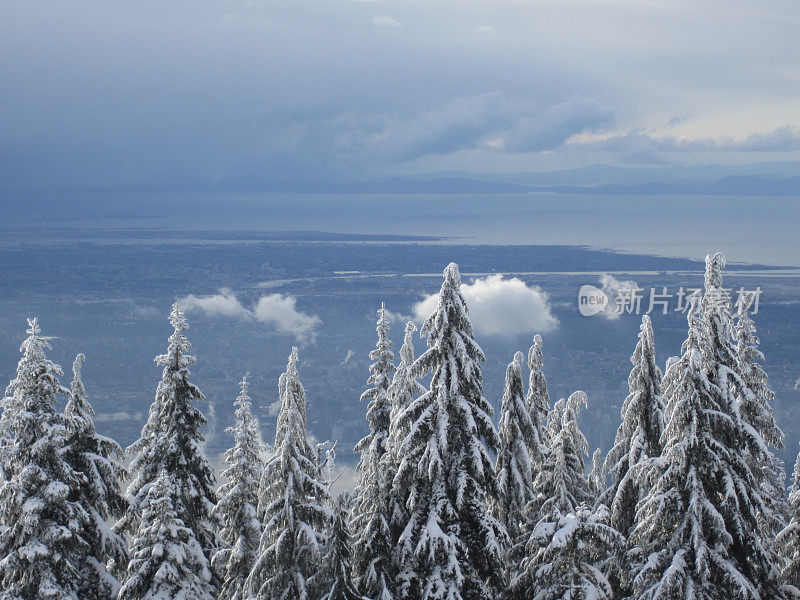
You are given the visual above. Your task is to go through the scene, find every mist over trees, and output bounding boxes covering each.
[0,255,796,600]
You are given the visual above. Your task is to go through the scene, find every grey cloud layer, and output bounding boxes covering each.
[2,0,800,189]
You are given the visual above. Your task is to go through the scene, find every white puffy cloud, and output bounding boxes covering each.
[412,274,558,337]
[178,289,321,342]
[253,294,322,342]
[179,288,250,318]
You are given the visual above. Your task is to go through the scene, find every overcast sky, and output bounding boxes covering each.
[2,0,800,189]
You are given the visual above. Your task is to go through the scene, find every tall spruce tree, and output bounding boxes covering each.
[706,254,788,562]
[516,391,619,600]
[118,303,219,590]
[734,290,788,537]
[630,291,787,600]
[118,469,214,600]
[213,376,265,600]
[247,347,331,600]
[0,319,86,600]
[352,304,396,600]
[394,263,507,600]
[321,494,366,600]
[526,334,551,467]
[63,354,128,600]
[600,314,664,536]
[528,392,594,523]
[385,321,425,549]
[493,352,537,547]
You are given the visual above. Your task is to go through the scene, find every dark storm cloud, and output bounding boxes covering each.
[1,0,800,190]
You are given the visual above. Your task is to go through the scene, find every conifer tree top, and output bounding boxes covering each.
[70,353,86,399]
[529,334,544,370]
[704,251,726,291]
[444,261,461,286]
[400,321,416,363]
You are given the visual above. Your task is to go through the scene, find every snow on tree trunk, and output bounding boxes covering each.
[117,303,219,593]
[394,263,508,600]
[212,376,265,600]
[118,470,214,600]
[493,352,537,551]
[0,319,87,600]
[630,291,787,600]
[63,353,128,600]
[600,314,664,538]
[246,347,331,600]
[352,303,396,600]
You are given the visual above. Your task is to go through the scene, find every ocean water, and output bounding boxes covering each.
[4,191,799,265]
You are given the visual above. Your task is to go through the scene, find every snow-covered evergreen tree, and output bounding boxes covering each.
[0,319,86,600]
[734,290,788,537]
[321,493,366,600]
[118,303,219,589]
[707,255,788,558]
[516,391,616,600]
[777,451,800,595]
[118,469,214,600]
[600,314,664,536]
[494,352,537,546]
[701,252,740,416]
[588,448,605,502]
[522,504,622,600]
[526,334,550,467]
[527,392,594,525]
[393,263,507,600]
[63,353,128,600]
[212,376,265,600]
[247,347,331,600]
[385,321,425,549]
[630,291,787,600]
[352,304,396,600]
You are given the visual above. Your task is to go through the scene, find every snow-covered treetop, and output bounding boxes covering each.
[399,321,416,366]
[157,302,196,371]
[704,251,726,292]
[444,261,461,286]
[416,261,485,375]
[7,317,66,402]
[359,302,395,431]
[232,375,258,428]
[65,353,95,426]
[278,346,307,428]
[527,333,550,461]
[70,353,86,398]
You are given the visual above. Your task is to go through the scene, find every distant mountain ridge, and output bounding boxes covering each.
[357,174,800,196]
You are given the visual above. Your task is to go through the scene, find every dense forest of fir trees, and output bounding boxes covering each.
[2,253,800,600]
